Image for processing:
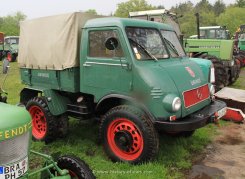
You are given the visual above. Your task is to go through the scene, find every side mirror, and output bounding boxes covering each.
[105,37,118,50]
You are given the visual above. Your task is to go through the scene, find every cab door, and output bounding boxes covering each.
[81,28,132,98]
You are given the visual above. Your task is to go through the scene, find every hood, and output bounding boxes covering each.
[158,58,207,92]
[135,58,210,118]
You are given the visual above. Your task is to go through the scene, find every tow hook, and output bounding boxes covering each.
[211,112,220,126]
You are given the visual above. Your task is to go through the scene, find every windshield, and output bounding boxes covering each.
[5,38,19,45]
[126,27,168,60]
[160,30,185,57]
[200,29,228,39]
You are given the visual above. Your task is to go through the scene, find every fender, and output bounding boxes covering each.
[20,87,69,116]
[96,93,156,122]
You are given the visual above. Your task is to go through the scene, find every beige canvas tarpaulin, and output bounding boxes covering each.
[18,12,101,70]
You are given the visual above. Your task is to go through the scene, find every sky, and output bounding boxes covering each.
[0,0,236,19]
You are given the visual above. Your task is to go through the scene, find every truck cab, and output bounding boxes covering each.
[199,26,230,40]
[18,13,226,164]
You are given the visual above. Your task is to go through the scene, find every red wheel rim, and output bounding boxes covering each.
[29,106,47,139]
[68,170,78,178]
[107,118,144,161]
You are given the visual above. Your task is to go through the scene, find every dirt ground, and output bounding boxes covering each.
[188,123,245,179]
[188,68,245,179]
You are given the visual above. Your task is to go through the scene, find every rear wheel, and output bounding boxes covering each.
[99,105,159,164]
[26,97,57,143]
[198,54,229,91]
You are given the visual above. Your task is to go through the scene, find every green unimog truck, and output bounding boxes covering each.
[18,12,226,164]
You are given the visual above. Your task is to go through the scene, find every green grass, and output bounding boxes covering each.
[1,62,220,179]
[230,67,245,90]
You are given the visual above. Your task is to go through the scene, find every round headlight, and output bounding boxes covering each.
[209,85,215,96]
[172,97,181,112]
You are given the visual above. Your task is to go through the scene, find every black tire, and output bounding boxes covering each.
[99,105,159,164]
[199,55,228,91]
[57,114,69,138]
[57,155,95,179]
[26,97,57,143]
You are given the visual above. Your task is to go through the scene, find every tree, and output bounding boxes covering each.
[0,11,26,36]
[85,9,97,15]
[195,0,213,12]
[213,0,226,16]
[217,7,245,34]
[114,0,155,17]
[235,0,245,7]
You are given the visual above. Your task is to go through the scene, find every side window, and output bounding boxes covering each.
[208,30,215,39]
[89,30,124,58]
[5,38,9,44]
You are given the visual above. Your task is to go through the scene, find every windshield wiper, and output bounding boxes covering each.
[163,37,180,57]
[129,38,158,62]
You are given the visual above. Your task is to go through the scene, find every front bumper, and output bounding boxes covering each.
[154,100,226,132]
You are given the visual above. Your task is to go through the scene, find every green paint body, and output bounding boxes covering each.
[20,18,212,120]
[184,38,234,60]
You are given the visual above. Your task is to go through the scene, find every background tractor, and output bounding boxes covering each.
[234,25,245,66]
[183,13,240,91]
[0,64,95,179]
[0,32,19,62]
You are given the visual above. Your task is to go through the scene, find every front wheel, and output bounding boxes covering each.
[99,105,159,164]
[57,156,95,179]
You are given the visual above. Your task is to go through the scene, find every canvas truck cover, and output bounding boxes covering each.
[18,12,101,70]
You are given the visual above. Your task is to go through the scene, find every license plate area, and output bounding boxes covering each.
[0,157,28,179]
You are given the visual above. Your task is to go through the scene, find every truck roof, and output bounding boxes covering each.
[5,36,19,39]
[129,9,176,17]
[200,26,224,30]
[84,17,174,31]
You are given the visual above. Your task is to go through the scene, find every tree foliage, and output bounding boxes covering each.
[114,0,245,37]
[0,11,26,36]
[85,9,98,15]
[213,0,226,16]
[236,0,245,7]
[114,0,155,17]
[217,7,245,34]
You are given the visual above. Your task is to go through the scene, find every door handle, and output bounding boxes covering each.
[83,63,91,67]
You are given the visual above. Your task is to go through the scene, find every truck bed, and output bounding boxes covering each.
[20,67,80,92]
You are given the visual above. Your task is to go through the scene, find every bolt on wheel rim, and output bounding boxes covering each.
[107,118,144,161]
[29,106,47,139]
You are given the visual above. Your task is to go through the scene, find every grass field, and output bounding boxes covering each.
[1,62,224,179]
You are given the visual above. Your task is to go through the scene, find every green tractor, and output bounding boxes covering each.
[184,13,240,91]
[0,65,95,179]
[234,25,245,66]
[0,33,19,62]
[235,24,245,51]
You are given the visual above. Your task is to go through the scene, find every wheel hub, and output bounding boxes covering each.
[114,131,133,152]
